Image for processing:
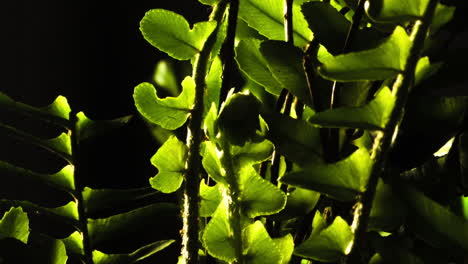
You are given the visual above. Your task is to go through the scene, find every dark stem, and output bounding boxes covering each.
[181,3,228,264]
[219,0,239,104]
[70,113,93,264]
[346,0,440,262]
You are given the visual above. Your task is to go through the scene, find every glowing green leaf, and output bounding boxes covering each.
[62,231,84,255]
[75,112,132,141]
[365,0,428,23]
[0,162,74,192]
[200,180,223,217]
[88,203,178,247]
[273,187,320,220]
[235,39,283,96]
[414,56,442,86]
[140,9,217,60]
[240,167,287,218]
[308,86,396,130]
[202,199,236,262]
[239,0,312,47]
[244,221,282,264]
[0,207,29,244]
[201,141,227,185]
[198,0,220,5]
[0,93,71,127]
[205,56,223,113]
[134,77,195,130]
[149,136,187,193]
[231,139,274,167]
[272,234,295,264]
[92,240,175,264]
[294,212,354,262]
[260,41,312,106]
[153,60,179,96]
[318,26,411,81]
[281,148,373,201]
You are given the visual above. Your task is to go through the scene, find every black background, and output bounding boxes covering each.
[0,1,210,262]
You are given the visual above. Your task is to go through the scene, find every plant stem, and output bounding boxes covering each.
[70,113,93,264]
[221,140,244,264]
[181,3,228,264]
[346,1,440,262]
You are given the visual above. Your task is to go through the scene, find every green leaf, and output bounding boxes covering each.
[273,187,320,220]
[0,207,29,244]
[414,56,443,86]
[301,2,350,54]
[396,182,468,251]
[75,112,132,141]
[0,123,73,163]
[40,235,68,264]
[294,212,354,262]
[198,0,220,5]
[272,234,295,264]
[0,93,71,128]
[308,86,396,130]
[205,56,223,113]
[134,77,195,130]
[153,60,180,96]
[92,240,175,264]
[202,198,236,262]
[431,4,456,34]
[62,231,84,255]
[201,141,227,185]
[0,200,79,224]
[239,0,312,47]
[244,221,283,264]
[365,0,427,23]
[217,92,260,145]
[281,148,373,201]
[140,9,217,60]
[318,26,411,81]
[82,187,160,215]
[260,41,312,106]
[0,161,75,193]
[368,179,407,231]
[203,103,218,140]
[87,203,178,247]
[240,166,287,218]
[231,139,274,167]
[235,39,283,96]
[200,180,223,217]
[263,112,322,166]
[149,136,187,193]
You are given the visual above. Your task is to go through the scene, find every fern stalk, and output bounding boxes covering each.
[181,2,228,264]
[347,0,440,262]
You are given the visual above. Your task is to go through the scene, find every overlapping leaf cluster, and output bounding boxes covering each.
[0,94,175,263]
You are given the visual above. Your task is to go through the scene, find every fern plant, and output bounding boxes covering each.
[134,0,468,263]
[0,94,176,263]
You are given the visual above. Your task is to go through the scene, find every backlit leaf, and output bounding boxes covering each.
[0,162,74,193]
[75,112,132,141]
[92,240,175,264]
[281,148,373,201]
[239,0,312,47]
[244,221,282,264]
[273,187,320,220]
[294,212,354,262]
[240,166,287,218]
[153,60,180,96]
[200,180,222,217]
[365,0,428,23]
[134,77,195,130]
[62,231,84,255]
[205,56,223,113]
[140,9,217,60]
[318,26,411,81]
[308,86,396,130]
[272,234,295,264]
[201,141,227,185]
[235,39,283,96]
[0,207,29,244]
[88,203,178,247]
[149,136,187,193]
